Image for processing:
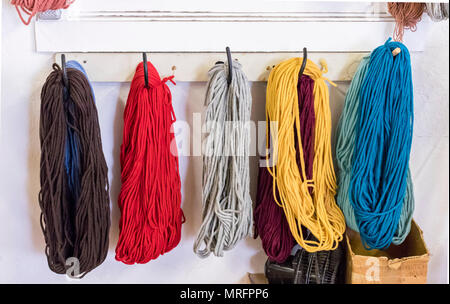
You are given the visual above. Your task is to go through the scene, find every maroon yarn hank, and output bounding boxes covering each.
[296,75,315,183]
[254,75,315,263]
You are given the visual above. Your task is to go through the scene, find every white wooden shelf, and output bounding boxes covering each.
[54,52,362,82]
[36,1,430,53]
[54,51,421,83]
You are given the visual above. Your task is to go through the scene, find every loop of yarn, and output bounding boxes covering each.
[12,0,75,25]
[348,38,414,250]
[115,61,184,264]
[388,2,425,42]
[39,62,110,277]
[265,58,345,253]
[194,61,253,258]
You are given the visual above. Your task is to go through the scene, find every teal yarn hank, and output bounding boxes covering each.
[342,38,414,250]
[336,56,370,232]
[335,55,414,246]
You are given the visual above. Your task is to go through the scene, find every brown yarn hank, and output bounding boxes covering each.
[39,64,110,277]
[388,2,425,42]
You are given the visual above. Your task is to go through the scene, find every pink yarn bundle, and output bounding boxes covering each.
[12,0,75,25]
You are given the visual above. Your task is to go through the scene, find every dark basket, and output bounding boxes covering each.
[265,233,346,284]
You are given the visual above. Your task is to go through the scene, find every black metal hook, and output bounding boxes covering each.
[61,54,69,90]
[299,47,308,79]
[226,47,232,85]
[143,52,149,88]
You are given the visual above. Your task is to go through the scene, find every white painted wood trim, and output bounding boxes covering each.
[57,1,395,14]
[38,19,429,53]
[54,51,421,83]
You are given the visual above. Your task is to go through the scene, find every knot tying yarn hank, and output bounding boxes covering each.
[347,38,414,249]
[265,58,346,253]
[12,0,75,25]
[115,61,184,264]
[39,61,110,277]
[254,74,315,263]
[194,61,253,258]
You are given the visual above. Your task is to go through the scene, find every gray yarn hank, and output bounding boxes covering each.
[426,3,449,21]
[193,61,253,258]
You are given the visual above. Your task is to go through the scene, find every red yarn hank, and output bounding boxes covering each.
[12,0,75,25]
[115,61,184,265]
[254,75,315,263]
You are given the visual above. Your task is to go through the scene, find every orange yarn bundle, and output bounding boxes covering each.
[11,0,75,25]
[388,2,425,42]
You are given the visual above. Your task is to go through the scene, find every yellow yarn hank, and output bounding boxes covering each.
[265,57,346,252]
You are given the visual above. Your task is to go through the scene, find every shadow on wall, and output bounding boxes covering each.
[245,82,274,274]
[108,88,126,252]
[178,82,204,241]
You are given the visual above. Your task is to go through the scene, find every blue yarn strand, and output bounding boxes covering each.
[63,61,95,204]
[66,60,95,101]
[348,38,414,250]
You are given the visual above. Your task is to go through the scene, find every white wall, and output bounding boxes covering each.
[0,1,448,283]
